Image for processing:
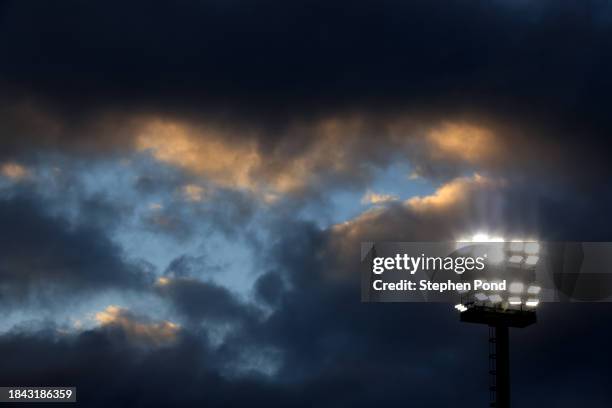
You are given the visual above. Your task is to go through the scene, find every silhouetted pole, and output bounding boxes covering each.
[495,325,510,408]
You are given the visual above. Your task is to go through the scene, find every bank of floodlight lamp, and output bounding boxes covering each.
[453,234,541,314]
[452,232,540,408]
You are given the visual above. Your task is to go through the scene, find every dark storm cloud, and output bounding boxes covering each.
[155,277,259,325]
[250,217,480,382]
[0,179,611,406]
[0,207,493,406]
[0,193,152,306]
[75,191,135,231]
[231,197,612,405]
[163,254,223,279]
[253,270,286,308]
[0,0,611,187]
[0,0,609,117]
[0,315,489,408]
[0,204,601,407]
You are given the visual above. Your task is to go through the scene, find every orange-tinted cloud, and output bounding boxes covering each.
[361,190,399,205]
[94,305,180,347]
[425,122,498,163]
[407,173,500,211]
[134,117,376,196]
[330,173,505,259]
[136,120,261,191]
[1,162,30,181]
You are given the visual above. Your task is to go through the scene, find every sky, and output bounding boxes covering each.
[1,0,612,406]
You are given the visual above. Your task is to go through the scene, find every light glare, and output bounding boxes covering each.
[472,233,489,242]
[509,282,524,294]
[471,233,505,243]
[456,241,470,250]
[527,285,541,295]
[508,296,522,305]
[525,242,540,255]
[508,255,523,263]
[454,304,468,312]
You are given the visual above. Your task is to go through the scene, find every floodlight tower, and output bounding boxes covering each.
[454,237,541,408]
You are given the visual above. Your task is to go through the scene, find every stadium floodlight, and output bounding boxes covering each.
[524,242,540,255]
[527,285,541,295]
[474,292,488,301]
[509,241,524,252]
[509,282,524,294]
[508,255,523,264]
[508,296,522,305]
[454,233,540,408]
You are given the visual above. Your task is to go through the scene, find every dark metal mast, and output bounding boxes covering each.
[461,305,535,408]
[489,325,510,408]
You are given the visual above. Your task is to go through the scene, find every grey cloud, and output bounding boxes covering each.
[155,277,259,326]
[0,1,610,194]
[0,193,152,307]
